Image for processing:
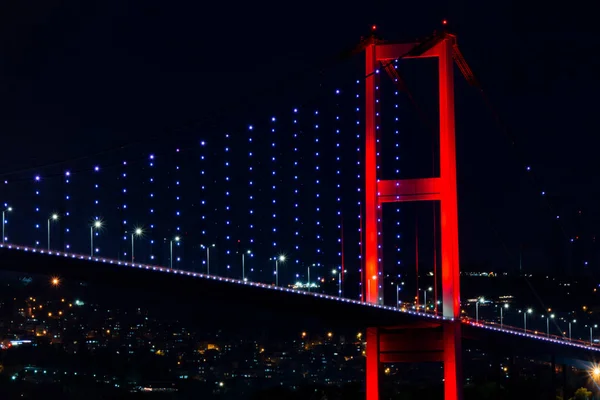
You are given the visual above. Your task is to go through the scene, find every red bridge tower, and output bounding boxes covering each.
[363,32,463,400]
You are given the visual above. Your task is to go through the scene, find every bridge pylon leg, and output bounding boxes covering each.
[366,327,380,400]
[443,321,463,400]
[365,321,463,400]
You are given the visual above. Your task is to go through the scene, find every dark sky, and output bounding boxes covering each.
[0,0,599,282]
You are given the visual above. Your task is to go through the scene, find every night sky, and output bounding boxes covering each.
[0,1,598,284]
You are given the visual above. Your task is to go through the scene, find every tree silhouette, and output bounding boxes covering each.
[570,387,593,400]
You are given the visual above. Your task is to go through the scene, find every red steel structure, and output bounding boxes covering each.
[363,32,463,400]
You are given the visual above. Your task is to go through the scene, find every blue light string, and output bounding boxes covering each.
[270,117,279,257]
[32,174,42,247]
[393,62,402,280]
[174,149,182,266]
[64,170,73,251]
[1,178,9,243]
[199,141,208,268]
[148,154,156,262]
[314,110,322,268]
[247,126,255,275]
[355,79,363,300]
[375,70,383,302]
[334,89,343,295]
[120,160,129,259]
[223,134,232,274]
[292,109,301,267]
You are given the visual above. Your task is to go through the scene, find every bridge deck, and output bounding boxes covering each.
[0,243,597,362]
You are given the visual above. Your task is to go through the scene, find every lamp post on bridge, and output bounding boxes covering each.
[545,314,555,337]
[475,297,484,323]
[569,320,576,341]
[590,324,598,345]
[131,227,143,262]
[500,303,508,329]
[170,236,180,269]
[274,255,285,287]
[90,220,102,256]
[423,287,432,313]
[2,206,12,243]
[332,269,342,297]
[241,250,251,281]
[523,308,533,332]
[200,243,215,275]
[47,214,59,250]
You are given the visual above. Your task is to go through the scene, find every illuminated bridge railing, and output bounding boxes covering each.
[0,241,598,353]
[461,318,600,352]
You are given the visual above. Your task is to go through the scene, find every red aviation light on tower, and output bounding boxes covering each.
[442,19,448,25]
[371,25,377,31]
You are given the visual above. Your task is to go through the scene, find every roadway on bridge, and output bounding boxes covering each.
[0,243,597,364]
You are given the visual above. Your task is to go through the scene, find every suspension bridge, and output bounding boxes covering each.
[0,27,596,400]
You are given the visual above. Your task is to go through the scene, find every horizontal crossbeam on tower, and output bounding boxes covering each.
[377,177,441,203]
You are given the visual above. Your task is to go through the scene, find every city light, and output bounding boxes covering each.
[51,277,60,287]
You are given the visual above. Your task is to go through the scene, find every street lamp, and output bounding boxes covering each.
[592,366,600,381]
[332,269,342,297]
[274,255,285,286]
[546,314,555,337]
[90,220,102,256]
[500,303,509,329]
[47,214,59,250]
[590,324,598,345]
[200,244,215,275]
[241,250,251,281]
[424,287,433,312]
[2,206,12,243]
[569,320,576,341]
[170,236,180,269]
[524,308,533,332]
[307,265,312,292]
[396,284,401,308]
[131,227,143,262]
[476,297,485,323]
